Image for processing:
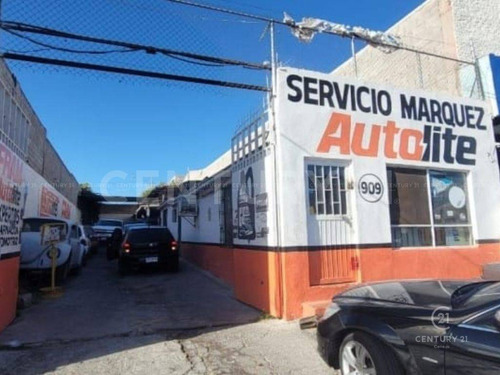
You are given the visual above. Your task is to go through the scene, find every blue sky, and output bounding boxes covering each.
[7,0,423,196]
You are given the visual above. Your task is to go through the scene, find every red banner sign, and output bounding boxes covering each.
[39,186,60,217]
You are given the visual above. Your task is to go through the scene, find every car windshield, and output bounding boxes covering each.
[96,220,122,227]
[127,228,172,243]
[22,219,68,235]
[451,282,500,309]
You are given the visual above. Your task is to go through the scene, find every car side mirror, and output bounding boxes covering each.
[80,239,86,246]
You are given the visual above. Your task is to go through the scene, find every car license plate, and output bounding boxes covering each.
[145,256,158,263]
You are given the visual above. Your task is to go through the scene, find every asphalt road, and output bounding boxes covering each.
[0,249,333,374]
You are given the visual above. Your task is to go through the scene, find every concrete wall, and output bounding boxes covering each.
[0,60,78,204]
[181,243,283,317]
[180,192,222,244]
[333,0,462,98]
[451,0,500,61]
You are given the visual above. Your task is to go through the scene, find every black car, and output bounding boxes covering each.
[118,226,178,275]
[316,280,500,375]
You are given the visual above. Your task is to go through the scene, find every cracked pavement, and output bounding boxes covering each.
[0,250,333,374]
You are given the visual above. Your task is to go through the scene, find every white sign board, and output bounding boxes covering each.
[41,224,64,246]
[275,67,500,246]
[0,141,26,258]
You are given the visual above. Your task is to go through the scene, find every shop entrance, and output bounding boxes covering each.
[305,162,358,285]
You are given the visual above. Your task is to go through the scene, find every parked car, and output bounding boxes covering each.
[92,219,123,244]
[106,228,124,261]
[20,217,87,282]
[77,225,93,263]
[123,221,148,234]
[118,226,178,275]
[83,225,99,254]
[316,280,500,375]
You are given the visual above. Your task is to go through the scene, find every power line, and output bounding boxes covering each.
[163,0,475,65]
[4,28,137,55]
[1,52,270,92]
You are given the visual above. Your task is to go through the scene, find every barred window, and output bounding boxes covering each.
[307,164,347,216]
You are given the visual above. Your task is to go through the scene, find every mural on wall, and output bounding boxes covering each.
[39,186,60,217]
[237,167,255,240]
[61,199,72,219]
[234,166,269,242]
[0,142,27,257]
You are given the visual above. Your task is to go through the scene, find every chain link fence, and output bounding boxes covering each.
[0,0,272,92]
[0,0,486,109]
[0,0,485,99]
[329,38,483,101]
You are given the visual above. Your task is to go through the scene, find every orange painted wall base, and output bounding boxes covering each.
[181,243,282,317]
[0,257,20,332]
[181,243,500,321]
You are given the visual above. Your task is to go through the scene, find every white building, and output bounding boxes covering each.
[160,0,500,320]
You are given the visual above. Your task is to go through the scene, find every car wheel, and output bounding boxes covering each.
[339,332,403,375]
[55,255,71,285]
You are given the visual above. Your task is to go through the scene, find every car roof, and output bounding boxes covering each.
[24,217,76,225]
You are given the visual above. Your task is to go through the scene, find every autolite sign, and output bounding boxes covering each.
[281,69,490,166]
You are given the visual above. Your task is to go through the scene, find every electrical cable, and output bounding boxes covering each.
[0,21,271,70]
[4,28,137,55]
[1,52,270,92]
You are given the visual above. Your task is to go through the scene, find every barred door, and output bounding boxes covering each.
[308,218,358,285]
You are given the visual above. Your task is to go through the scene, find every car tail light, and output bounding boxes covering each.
[123,242,131,253]
[171,241,177,251]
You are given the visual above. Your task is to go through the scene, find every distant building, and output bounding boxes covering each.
[98,197,140,222]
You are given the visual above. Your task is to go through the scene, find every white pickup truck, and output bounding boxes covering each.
[92,219,124,243]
